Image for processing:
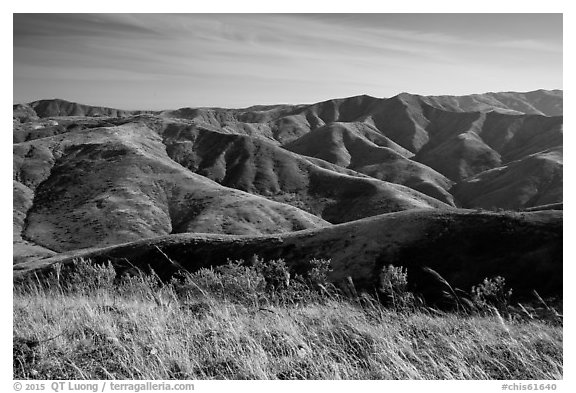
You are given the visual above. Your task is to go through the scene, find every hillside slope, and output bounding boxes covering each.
[161,123,451,218]
[13,123,330,257]
[452,148,562,210]
[15,209,562,300]
[17,90,562,166]
[13,88,563,250]
[420,89,563,116]
[158,91,563,187]
[283,122,454,204]
[23,99,151,118]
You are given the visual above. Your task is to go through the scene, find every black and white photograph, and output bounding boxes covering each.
[10,6,564,385]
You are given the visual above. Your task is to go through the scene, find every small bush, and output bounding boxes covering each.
[66,259,114,290]
[378,265,415,310]
[252,256,290,292]
[172,257,338,307]
[181,261,266,306]
[471,276,513,314]
[26,258,117,295]
[306,258,332,287]
[116,268,163,299]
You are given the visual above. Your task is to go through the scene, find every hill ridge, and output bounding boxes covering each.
[17,89,562,119]
[13,89,563,265]
[15,208,562,300]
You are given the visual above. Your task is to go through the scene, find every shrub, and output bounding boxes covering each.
[37,258,117,295]
[180,260,266,306]
[173,257,336,307]
[116,269,166,302]
[471,276,513,314]
[306,258,332,288]
[377,265,415,310]
[251,256,291,292]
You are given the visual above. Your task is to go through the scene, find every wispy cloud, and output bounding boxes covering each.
[13,13,562,109]
[492,39,562,53]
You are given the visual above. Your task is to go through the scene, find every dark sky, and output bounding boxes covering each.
[13,13,562,109]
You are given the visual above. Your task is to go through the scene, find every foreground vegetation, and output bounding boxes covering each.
[13,258,562,380]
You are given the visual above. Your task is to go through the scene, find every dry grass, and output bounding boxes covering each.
[13,260,562,380]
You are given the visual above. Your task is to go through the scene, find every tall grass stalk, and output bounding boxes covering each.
[13,258,562,380]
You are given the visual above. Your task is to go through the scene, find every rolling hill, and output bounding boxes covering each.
[13,89,562,277]
[160,122,451,219]
[283,122,454,204]
[13,122,331,259]
[20,98,151,119]
[156,90,563,186]
[452,148,563,210]
[420,89,563,116]
[15,209,562,300]
[13,118,450,262]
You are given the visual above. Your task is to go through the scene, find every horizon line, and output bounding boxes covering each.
[13,87,564,112]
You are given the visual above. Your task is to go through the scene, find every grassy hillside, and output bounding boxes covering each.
[421,89,563,116]
[13,91,563,251]
[282,122,455,205]
[161,123,452,218]
[13,122,329,255]
[16,209,562,302]
[452,148,562,210]
[13,259,562,380]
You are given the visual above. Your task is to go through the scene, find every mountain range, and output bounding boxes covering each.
[13,89,563,296]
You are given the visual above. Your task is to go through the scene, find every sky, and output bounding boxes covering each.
[13,13,563,110]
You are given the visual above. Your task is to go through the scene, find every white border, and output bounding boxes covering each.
[3,2,572,391]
